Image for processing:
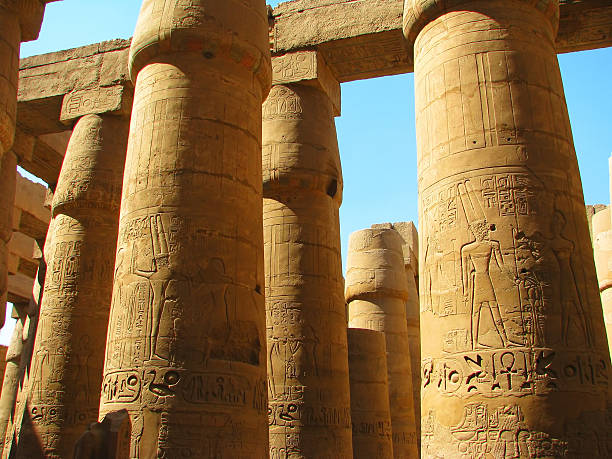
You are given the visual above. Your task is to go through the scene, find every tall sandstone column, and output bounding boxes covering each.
[11,113,129,458]
[0,151,17,326]
[0,0,59,327]
[99,1,272,457]
[0,309,24,451]
[263,50,352,458]
[346,227,419,458]
[348,328,394,459]
[404,1,612,456]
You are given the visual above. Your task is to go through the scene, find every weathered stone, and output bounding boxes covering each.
[592,208,612,358]
[11,113,129,458]
[73,410,130,459]
[346,227,419,458]
[0,150,17,326]
[347,327,393,459]
[390,221,421,451]
[99,1,272,457]
[263,60,352,457]
[404,1,612,456]
[0,311,24,452]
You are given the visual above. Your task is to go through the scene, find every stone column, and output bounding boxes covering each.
[385,221,421,443]
[0,151,17,326]
[263,49,352,458]
[348,328,394,459]
[404,1,612,455]
[11,113,129,458]
[0,4,20,163]
[3,219,49,458]
[593,209,612,357]
[346,227,419,458]
[0,309,24,451]
[99,1,271,457]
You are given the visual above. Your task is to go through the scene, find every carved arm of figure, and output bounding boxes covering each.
[461,245,471,302]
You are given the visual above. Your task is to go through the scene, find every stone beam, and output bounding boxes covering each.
[12,172,50,242]
[270,0,612,82]
[17,38,131,135]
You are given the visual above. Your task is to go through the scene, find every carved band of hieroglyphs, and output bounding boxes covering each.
[423,348,609,398]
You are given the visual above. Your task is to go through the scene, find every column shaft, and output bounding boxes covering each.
[263,82,352,458]
[346,227,419,458]
[0,7,19,161]
[0,312,24,453]
[404,1,612,456]
[11,114,128,457]
[99,1,271,457]
[0,151,17,326]
[348,328,394,459]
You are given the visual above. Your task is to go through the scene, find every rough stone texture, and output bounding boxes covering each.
[390,221,421,450]
[73,410,130,459]
[347,328,393,459]
[11,113,129,458]
[404,1,612,456]
[99,1,272,457]
[346,227,418,458]
[0,7,19,162]
[263,50,352,458]
[270,0,612,82]
[0,150,17,326]
[592,208,612,357]
[3,220,49,459]
[0,310,24,453]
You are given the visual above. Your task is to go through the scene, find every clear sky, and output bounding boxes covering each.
[4,0,611,342]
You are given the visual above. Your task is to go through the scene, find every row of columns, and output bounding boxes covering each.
[0,0,610,457]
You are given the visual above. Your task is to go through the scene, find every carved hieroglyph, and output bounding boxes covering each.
[0,151,17,326]
[263,51,352,458]
[348,328,394,459]
[99,1,272,457]
[10,114,128,457]
[4,215,50,459]
[404,1,612,456]
[346,227,419,458]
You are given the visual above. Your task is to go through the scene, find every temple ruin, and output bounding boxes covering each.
[0,0,611,457]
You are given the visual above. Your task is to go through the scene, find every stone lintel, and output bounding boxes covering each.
[272,50,341,116]
[12,128,67,185]
[60,85,132,123]
[12,172,51,242]
[271,0,612,82]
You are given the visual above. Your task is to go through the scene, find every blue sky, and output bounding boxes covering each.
[6,0,611,342]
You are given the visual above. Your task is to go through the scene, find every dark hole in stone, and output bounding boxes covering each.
[472,140,477,144]
[255,285,262,294]
[507,138,512,142]
[490,224,496,231]
[203,51,214,59]
[327,179,338,198]
[520,268,527,274]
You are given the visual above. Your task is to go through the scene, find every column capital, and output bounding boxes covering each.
[272,49,341,117]
[128,0,271,97]
[345,227,410,303]
[402,0,560,49]
[0,0,59,42]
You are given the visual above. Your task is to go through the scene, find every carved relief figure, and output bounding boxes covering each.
[548,211,592,347]
[458,181,511,349]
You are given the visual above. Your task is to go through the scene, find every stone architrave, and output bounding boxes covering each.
[346,227,419,458]
[0,150,17,326]
[10,113,129,458]
[404,1,612,456]
[99,1,272,457]
[347,327,394,459]
[263,49,352,458]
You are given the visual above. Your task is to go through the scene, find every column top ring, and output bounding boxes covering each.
[402,0,560,50]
